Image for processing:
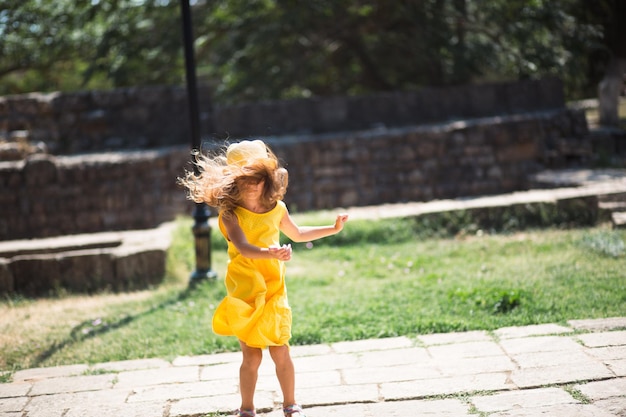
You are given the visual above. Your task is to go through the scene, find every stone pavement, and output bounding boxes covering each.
[1,317,625,417]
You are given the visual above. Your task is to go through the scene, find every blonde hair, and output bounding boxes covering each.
[178,141,288,216]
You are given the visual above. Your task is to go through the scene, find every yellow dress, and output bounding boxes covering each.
[212,200,292,348]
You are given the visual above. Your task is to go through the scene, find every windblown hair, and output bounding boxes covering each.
[178,143,288,216]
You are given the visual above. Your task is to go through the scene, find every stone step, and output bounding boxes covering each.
[612,212,626,229]
[597,191,626,203]
[598,201,626,211]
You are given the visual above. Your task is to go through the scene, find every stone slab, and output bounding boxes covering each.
[330,336,413,353]
[381,372,513,400]
[470,387,576,412]
[29,374,115,396]
[417,330,492,346]
[568,317,626,332]
[594,397,626,417]
[510,361,614,388]
[114,366,199,389]
[577,330,626,348]
[574,377,626,401]
[12,364,89,382]
[494,323,574,339]
[0,382,31,399]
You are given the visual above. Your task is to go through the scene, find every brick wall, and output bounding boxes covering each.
[0,107,589,241]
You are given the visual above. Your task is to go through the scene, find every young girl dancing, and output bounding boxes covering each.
[180,140,348,417]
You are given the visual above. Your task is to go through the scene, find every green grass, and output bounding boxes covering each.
[1,215,625,376]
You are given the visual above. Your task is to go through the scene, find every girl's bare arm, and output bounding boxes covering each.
[221,213,292,260]
[280,211,348,243]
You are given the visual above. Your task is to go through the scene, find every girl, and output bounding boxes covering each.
[179,140,348,417]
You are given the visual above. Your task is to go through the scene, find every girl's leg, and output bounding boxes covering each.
[239,340,263,411]
[268,345,298,410]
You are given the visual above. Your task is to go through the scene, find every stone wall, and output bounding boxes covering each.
[0,147,192,240]
[0,78,564,155]
[0,107,590,241]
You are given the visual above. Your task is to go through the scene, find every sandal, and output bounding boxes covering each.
[283,404,306,417]
[237,409,256,417]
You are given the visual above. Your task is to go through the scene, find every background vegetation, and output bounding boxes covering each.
[1,0,623,102]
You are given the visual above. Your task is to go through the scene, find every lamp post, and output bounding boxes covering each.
[180,0,217,284]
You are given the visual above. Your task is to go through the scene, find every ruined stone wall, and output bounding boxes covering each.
[0,78,564,155]
[0,107,589,241]
[0,147,192,240]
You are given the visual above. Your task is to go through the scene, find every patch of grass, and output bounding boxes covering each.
[1,217,625,375]
[579,229,625,258]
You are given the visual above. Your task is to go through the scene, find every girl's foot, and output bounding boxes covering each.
[237,409,256,417]
[283,404,306,417]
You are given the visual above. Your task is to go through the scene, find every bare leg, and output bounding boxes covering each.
[239,340,263,412]
[268,345,300,411]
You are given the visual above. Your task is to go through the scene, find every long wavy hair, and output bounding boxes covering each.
[178,142,288,217]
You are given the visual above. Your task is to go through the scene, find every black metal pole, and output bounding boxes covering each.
[180,0,217,284]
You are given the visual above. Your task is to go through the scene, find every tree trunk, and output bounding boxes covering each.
[598,56,625,127]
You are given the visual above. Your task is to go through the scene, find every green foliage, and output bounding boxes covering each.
[0,0,618,101]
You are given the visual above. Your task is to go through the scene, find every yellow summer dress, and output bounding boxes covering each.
[212,200,292,348]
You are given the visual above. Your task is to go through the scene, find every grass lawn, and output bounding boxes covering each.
[1,214,625,380]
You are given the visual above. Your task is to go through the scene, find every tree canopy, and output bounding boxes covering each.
[0,0,622,103]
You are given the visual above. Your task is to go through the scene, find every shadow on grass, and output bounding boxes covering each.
[31,284,202,367]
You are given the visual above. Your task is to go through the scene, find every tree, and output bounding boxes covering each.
[0,0,622,109]
[0,0,183,95]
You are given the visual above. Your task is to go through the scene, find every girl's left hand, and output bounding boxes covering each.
[268,244,292,261]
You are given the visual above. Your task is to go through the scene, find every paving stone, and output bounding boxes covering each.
[593,397,626,417]
[470,387,576,412]
[510,360,614,388]
[173,351,242,367]
[578,330,626,348]
[569,317,626,332]
[127,379,239,403]
[25,389,130,417]
[356,347,430,367]
[499,335,582,355]
[200,361,242,381]
[292,353,360,373]
[494,323,574,339]
[607,358,626,376]
[427,341,504,359]
[488,403,616,417]
[330,336,413,353]
[255,370,341,391]
[169,392,272,417]
[297,383,380,406]
[64,401,166,417]
[381,372,513,400]
[434,356,517,376]
[0,382,31,398]
[289,343,334,357]
[366,398,472,416]
[0,396,28,413]
[12,364,89,382]
[289,403,369,417]
[114,365,199,389]
[29,374,115,396]
[417,330,491,346]
[587,345,626,360]
[511,350,593,369]
[92,357,171,372]
[342,363,441,384]
[575,377,626,401]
